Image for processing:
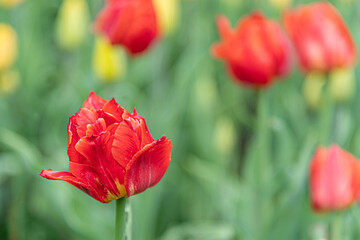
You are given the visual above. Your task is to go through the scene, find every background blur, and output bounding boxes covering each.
[1,0,360,239]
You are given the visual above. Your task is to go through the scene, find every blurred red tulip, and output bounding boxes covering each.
[94,0,159,55]
[211,13,291,88]
[310,144,360,212]
[283,2,357,73]
[40,92,172,203]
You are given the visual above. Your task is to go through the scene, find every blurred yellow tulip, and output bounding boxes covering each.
[0,69,19,94]
[194,74,217,113]
[303,72,326,110]
[213,117,236,155]
[329,68,355,102]
[222,0,242,8]
[268,0,292,10]
[92,36,127,83]
[0,24,17,72]
[56,0,90,50]
[153,0,180,35]
[0,0,23,8]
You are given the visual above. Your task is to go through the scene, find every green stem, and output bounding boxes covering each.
[115,198,126,240]
[318,79,334,146]
[253,90,269,240]
[331,214,343,240]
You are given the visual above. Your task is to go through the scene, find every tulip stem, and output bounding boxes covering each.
[331,214,343,240]
[253,90,269,240]
[318,79,334,146]
[115,197,129,240]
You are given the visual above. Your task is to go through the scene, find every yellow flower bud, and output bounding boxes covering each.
[194,74,217,112]
[0,69,20,94]
[0,0,23,8]
[268,0,292,10]
[222,0,242,8]
[92,36,126,83]
[0,24,17,72]
[55,0,90,50]
[213,117,236,155]
[329,68,355,102]
[303,72,326,109]
[153,0,180,35]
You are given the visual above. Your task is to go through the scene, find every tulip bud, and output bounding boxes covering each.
[92,36,126,83]
[0,69,19,94]
[329,68,355,102]
[153,0,180,35]
[94,0,159,55]
[268,0,292,10]
[213,117,236,155]
[211,13,291,88]
[55,0,90,50]
[302,72,326,110]
[0,0,23,8]
[310,144,360,212]
[283,2,357,73]
[222,0,242,8]
[0,23,17,72]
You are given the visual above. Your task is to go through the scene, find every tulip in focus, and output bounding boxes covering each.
[0,23,17,72]
[95,0,159,55]
[211,13,291,88]
[283,2,357,73]
[56,0,90,50]
[310,144,360,212]
[93,36,127,83]
[0,0,23,8]
[40,92,172,203]
[153,0,180,35]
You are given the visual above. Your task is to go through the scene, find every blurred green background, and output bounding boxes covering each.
[1,0,360,239]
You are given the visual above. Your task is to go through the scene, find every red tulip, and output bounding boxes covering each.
[40,92,172,203]
[211,13,291,88]
[310,144,360,212]
[283,2,357,73]
[94,0,159,55]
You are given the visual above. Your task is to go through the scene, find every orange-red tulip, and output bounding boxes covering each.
[310,144,360,212]
[211,13,291,88]
[94,0,159,55]
[283,2,357,73]
[40,92,172,203]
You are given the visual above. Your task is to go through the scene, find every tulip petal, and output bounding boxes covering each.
[125,136,172,196]
[74,132,126,199]
[101,98,126,124]
[83,91,107,110]
[75,108,98,137]
[112,121,141,168]
[126,117,154,148]
[215,15,233,40]
[40,169,95,197]
[67,116,86,164]
[40,169,111,203]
